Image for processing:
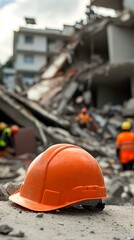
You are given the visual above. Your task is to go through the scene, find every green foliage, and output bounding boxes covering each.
[4,57,13,68]
[0,56,13,84]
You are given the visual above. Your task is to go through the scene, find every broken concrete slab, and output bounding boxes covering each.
[57,80,78,114]
[1,86,69,130]
[109,181,124,198]
[0,88,48,146]
[4,182,21,195]
[0,185,9,201]
[41,52,70,79]
[0,167,18,180]
[26,77,63,102]
[123,98,134,117]
[0,225,13,235]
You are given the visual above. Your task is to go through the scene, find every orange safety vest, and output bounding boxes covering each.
[116,131,134,164]
[75,113,93,124]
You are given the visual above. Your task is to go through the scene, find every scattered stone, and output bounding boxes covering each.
[99,162,110,168]
[0,185,9,201]
[36,213,43,218]
[0,166,17,179]
[4,182,21,195]
[109,181,124,198]
[121,192,128,200]
[9,230,25,237]
[129,184,134,196]
[0,225,13,235]
[56,209,60,213]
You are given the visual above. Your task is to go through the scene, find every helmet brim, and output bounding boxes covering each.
[9,191,108,212]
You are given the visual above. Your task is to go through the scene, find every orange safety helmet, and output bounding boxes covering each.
[81,107,87,113]
[9,144,107,212]
[11,125,20,135]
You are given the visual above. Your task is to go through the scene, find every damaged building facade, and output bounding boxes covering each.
[2,0,134,109]
[3,23,75,88]
[82,0,134,108]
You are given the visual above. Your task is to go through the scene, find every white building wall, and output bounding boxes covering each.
[15,53,47,72]
[62,25,75,35]
[16,34,47,52]
[123,0,134,11]
[3,68,16,89]
[107,24,134,63]
[13,26,72,86]
[3,76,15,89]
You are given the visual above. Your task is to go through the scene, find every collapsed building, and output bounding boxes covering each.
[3,0,134,109]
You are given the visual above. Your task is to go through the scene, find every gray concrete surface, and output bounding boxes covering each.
[0,201,134,240]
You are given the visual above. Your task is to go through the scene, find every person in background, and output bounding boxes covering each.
[127,118,134,132]
[75,107,94,129]
[0,122,13,156]
[0,123,20,157]
[116,121,134,171]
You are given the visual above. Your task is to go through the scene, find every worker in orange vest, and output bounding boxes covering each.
[116,121,134,171]
[75,107,93,129]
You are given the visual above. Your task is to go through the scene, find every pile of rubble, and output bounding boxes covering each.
[0,77,134,206]
[0,97,134,206]
[0,84,126,153]
[0,72,134,205]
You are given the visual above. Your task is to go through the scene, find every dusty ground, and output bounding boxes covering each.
[0,202,134,240]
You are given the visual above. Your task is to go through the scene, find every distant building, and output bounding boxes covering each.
[13,24,75,87]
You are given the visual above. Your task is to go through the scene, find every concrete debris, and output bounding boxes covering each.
[0,181,21,201]
[0,225,24,238]
[123,98,134,117]
[0,185,9,201]
[9,230,25,238]
[0,79,134,206]
[4,182,21,195]
[106,173,134,206]
[0,225,13,235]
[0,166,18,179]
[0,157,27,189]
[108,181,124,198]
[36,214,43,218]
[41,52,70,79]
[15,168,26,182]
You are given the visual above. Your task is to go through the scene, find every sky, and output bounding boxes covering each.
[0,0,89,64]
